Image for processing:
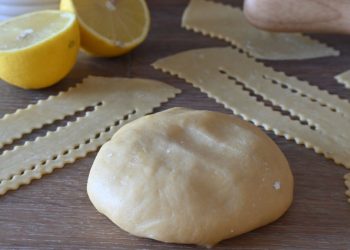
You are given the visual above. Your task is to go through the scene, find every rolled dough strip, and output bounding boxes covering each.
[182,0,339,60]
[153,47,350,169]
[0,77,180,195]
[335,70,350,89]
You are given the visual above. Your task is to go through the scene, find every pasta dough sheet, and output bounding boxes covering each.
[335,70,350,89]
[0,77,180,195]
[182,0,339,60]
[153,47,350,169]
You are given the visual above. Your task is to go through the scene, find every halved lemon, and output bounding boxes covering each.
[60,0,150,57]
[0,10,80,89]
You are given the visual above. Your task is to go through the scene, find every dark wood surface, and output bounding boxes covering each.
[0,1,349,249]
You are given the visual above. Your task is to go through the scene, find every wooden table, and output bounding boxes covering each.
[0,1,349,249]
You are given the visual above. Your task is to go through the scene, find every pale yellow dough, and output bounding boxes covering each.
[0,76,180,195]
[335,70,350,89]
[153,47,350,169]
[182,0,339,60]
[87,108,294,247]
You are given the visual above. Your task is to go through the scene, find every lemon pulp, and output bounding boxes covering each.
[1,12,73,51]
[61,0,150,57]
[0,11,80,89]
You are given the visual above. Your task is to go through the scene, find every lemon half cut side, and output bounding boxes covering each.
[61,0,150,57]
[0,10,80,89]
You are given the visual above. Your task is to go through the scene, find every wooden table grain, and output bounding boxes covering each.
[0,1,349,249]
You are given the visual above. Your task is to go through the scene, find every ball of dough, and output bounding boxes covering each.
[87,108,293,247]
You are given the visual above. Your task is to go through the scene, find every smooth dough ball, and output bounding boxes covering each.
[87,108,293,247]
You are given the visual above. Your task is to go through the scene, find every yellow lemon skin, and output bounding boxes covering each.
[60,0,150,57]
[76,20,137,57]
[0,12,80,89]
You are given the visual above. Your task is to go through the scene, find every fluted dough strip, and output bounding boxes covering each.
[182,0,339,60]
[335,70,350,89]
[153,47,350,169]
[0,77,180,195]
[0,82,99,149]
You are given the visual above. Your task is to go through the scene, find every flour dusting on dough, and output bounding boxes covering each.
[273,181,281,190]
